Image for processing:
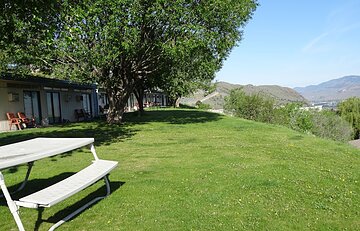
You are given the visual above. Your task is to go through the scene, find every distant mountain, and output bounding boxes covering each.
[181,81,307,109]
[294,75,360,102]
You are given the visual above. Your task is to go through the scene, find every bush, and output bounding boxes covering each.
[224,90,352,142]
[224,89,275,123]
[338,97,360,139]
[274,105,352,142]
[195,101,211,110]
[311,110,353,142]
[273,103,313,133]
[288,108,314,133]
[273,103,301,127]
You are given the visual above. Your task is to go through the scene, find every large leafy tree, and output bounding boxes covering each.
[0,0,60,73]
[136,0,259,109]
[1,0,258,123]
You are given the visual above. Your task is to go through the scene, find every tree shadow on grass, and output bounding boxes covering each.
[0,122,136,173]
[0,121,137,147]
[124,109,224,125]
[0,109,222,174]
[0,110,222,147]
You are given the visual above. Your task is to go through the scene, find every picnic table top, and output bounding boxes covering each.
[0,138,94,170]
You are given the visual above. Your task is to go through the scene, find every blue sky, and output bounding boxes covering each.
[215,0,360,87]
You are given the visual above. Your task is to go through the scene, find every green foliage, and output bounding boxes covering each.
[288,108,314,133]
[203,82,217,96]
[195,101,211,110]
[224,88,275,123]
[338,97,360,138]
[150,0,258,106]
[0,0,258,122]
[278,106,353,142]
[311,110,353,142]
[272,103,301,126]
[226,92,353,142]
[273,103,314,133]
[0,1,60,73]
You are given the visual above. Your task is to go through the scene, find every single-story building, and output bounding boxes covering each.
[1,73,169,132]
[97,89,168,113]
[0,73,98,131]
[143,90,168,107]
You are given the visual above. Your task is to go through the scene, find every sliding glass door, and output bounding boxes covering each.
[23,91,41,124]
[47,92,61,124]
[82,93,92,115]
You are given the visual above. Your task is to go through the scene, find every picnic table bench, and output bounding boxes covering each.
[0,138,118,231]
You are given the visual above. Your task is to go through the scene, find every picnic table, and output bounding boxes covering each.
[0,138,118,231]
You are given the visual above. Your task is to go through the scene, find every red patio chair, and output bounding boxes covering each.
[17,112,36,128]
[6,112,22,130]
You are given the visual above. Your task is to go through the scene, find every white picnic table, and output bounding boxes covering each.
[0,138,118,231]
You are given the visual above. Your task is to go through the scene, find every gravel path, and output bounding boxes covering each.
[349,139,360,148]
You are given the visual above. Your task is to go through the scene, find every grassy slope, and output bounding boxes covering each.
[0,109,359,230]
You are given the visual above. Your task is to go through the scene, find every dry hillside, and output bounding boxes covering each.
[181,81,307,109]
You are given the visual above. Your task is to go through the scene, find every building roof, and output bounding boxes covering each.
[0,73,96,90]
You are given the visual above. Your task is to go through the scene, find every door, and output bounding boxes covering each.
[82,93,92,116]
[23,91,41,124]
[47,92,61,123]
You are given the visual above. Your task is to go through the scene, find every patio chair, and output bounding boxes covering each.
[75,109,91,121]
[17,112,36,128]
[81,109,91,119]
[6,112,22,130]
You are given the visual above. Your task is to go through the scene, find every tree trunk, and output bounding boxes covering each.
[134,87,145,116]
[106,89,131,124]
[168,96,181,108]
[105,73,135,123]
[102,64,136,123]
[173,97,180,108]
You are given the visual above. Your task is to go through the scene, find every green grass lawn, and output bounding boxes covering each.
[0,109,359,230]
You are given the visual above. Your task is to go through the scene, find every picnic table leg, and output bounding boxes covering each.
[16,162,34,193]
[48,175,111,231]
[89,144,99,160]
[0,162,34,198]
[0,172,26,231]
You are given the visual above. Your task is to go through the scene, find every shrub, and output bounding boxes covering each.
[273,103,314,133]
[273,103,301,127]
[195,101,211,110]
[224,89,275,123]
[274,105,352,142]
[311,110,353,142]
[224,90,352,142]
[338,97,360,139]
[288,108,314,133]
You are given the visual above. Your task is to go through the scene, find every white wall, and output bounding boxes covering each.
[0,82,41,130]
[0,79,97,131]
